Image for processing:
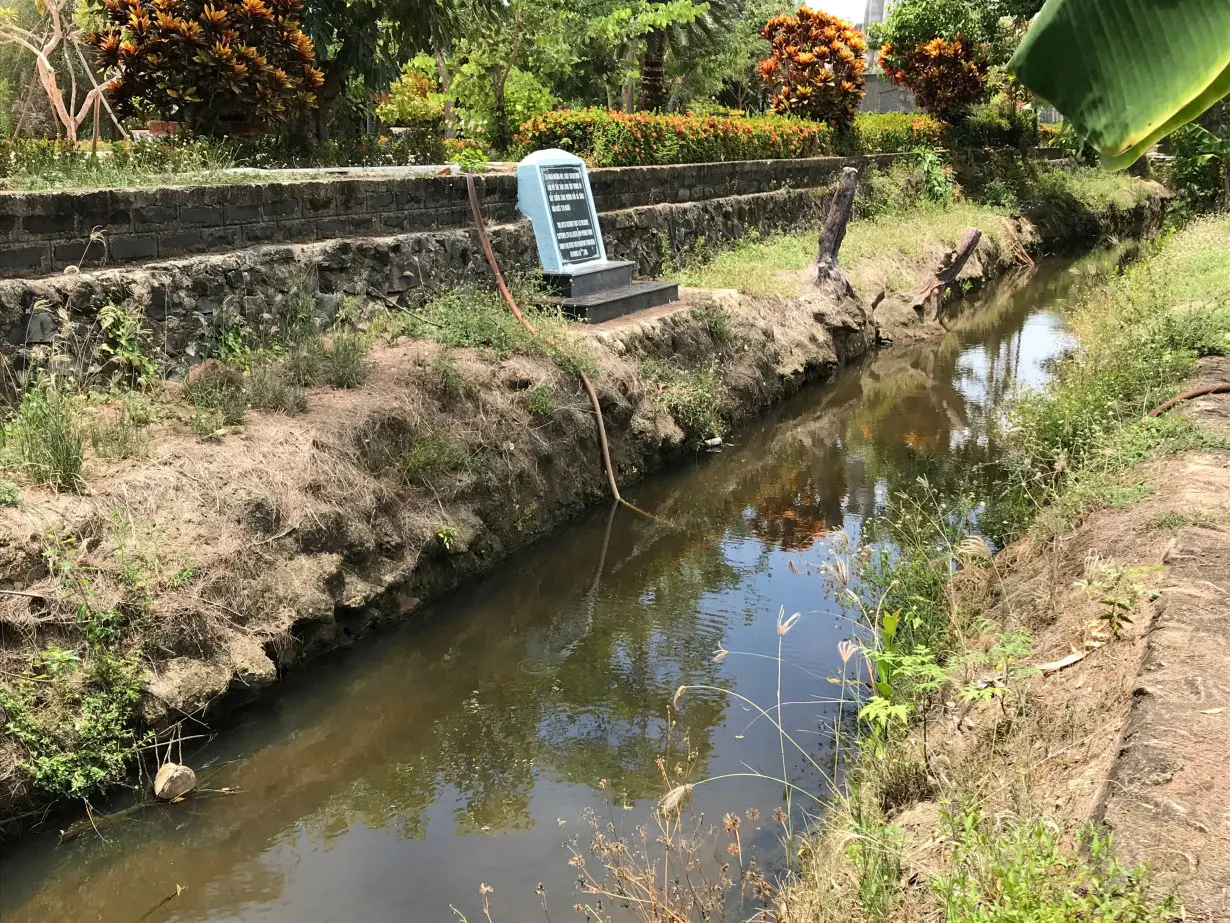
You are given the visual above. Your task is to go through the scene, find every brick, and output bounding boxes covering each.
[22,212,75,235]
[0,214,16,235]
[53,240,107,265]
[180,205,225,226]
[158,230,204,257]
[133,205,178,227]
[225,203,262,223]
[367,189,397,211]
[315,216,350,236]
[262,197,301,219]
[241,223,278,245]
[0,244,47,271]
[108,235,158,262]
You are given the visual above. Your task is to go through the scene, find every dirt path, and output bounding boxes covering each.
[1098,359,1230,921]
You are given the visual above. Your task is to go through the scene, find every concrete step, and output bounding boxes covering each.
[542,261,635,298]
[550,280,679,324]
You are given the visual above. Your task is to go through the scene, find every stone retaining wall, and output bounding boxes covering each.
[0,154,911,277]
[1,186,829,369]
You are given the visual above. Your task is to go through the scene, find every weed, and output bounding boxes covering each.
[934,812,1181,922]
[641,358,725,440]
[246,361,308,415]
[400,434,478,486]
[0,478,20,506]
[526,383,556,416]
[182,361,246,428]
[915,147,956,205]
[3,382,86,489]
[282,337,327,387]
[98,300,158,387]
[88,396,150,459]
[323,334,370,388]
[436,525,460,551]
[690,305,732,346]
[0,647,145,800]
[168,561,198,587]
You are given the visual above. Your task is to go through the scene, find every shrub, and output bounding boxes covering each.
[182,361,246,427]
[880,36,989,120]
[246,362,307,414]
[941,99,1040,150]
[87,0,324,136]
[0,478,20,506]
[516,109,832,166]
[376,69,444,127]
[759,8,866,129]
[323,334,370,388]
[852,112,943,153]
[228,131,445,168]
[4,384,85,489]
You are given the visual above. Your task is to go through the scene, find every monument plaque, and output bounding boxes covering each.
[517,148,678,323]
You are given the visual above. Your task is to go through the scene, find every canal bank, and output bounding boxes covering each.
[0,246,1122,923]
[0,165,1164,845]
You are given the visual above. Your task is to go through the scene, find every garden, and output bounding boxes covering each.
[0,0,1176,186]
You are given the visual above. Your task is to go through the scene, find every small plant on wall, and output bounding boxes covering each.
[758,8,867,130]
[86,0,325,136]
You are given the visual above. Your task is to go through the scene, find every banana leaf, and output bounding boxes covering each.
[1009,0,1230,170]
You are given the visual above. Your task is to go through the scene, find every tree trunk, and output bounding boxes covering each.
[913,227,982,319]
[490,67,510,154]
[639,29,667,112]
[435,53,456,140]
[315,58,349,142]
[810,166,860,298]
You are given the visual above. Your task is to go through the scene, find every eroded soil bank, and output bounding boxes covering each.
[0,182,1166,840]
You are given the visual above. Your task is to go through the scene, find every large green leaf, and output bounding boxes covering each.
[1009,0,1230,170]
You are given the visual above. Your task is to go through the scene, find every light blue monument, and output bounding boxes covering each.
[516,148,677,323]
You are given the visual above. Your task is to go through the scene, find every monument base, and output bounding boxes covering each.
[542,260,679,323]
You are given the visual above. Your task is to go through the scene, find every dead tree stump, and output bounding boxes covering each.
[913,227,982,320]
[810,166,860,299]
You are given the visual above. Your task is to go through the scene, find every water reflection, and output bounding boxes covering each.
[0,256,1103,923]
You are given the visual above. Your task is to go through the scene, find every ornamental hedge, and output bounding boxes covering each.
[514,109,833,166]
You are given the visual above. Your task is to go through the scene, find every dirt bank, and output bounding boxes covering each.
[0,183,1169,841]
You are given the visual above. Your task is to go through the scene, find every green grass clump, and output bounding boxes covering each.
[526,383,557,417]
[0,647,145,800]
[642,358,725,439]
[182,362,246,432]
[400,434,478,486]
[405,280,594,374]
[247,362,308,415]
[323,334,371,388]
[0,478,20,506]
[3,384,86,489]
[89,396,151,460]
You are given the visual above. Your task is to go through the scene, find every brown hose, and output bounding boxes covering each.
[1146,384,1230,418]
[464,174,657,520]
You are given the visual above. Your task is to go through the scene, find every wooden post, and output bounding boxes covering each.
[811,166,859,297]
[913,227,982,319]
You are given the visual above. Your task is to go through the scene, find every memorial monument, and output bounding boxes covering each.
[517,149,678,323]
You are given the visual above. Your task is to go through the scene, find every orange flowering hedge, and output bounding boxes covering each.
[878,36,989,119]
[515,108,834,167]
[88,0,323,135]
[758,8,866,129]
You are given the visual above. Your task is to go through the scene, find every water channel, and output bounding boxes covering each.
[0,254,1114,923]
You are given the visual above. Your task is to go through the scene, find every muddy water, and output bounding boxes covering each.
[0,256,1110,923]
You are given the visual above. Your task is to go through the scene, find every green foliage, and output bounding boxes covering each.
[850,111,943,154]
[98,301,158,387]
[323,334,371,388]
[0,647,145,800]
[88,0,325,136]
[1008,0,1230,170]
[405,280,593,374]
[3,383,86,489]
[935,813,1181,922]
[526,383,556,416]
[941,99,1040,151]
[916,148,956,204]
[400,434,478,486]
[1169,121,1229,216]
[641,358,725,439]
[376,68,445,126]
[182,362,246,429]
[227,131,446,169]
[246,361,308,415]
[450,143,491,173]
[88,396,151,460]
[516,108,833,166]
[436,524,460,550]
[0,477,19,506]
[0,136,237,190]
